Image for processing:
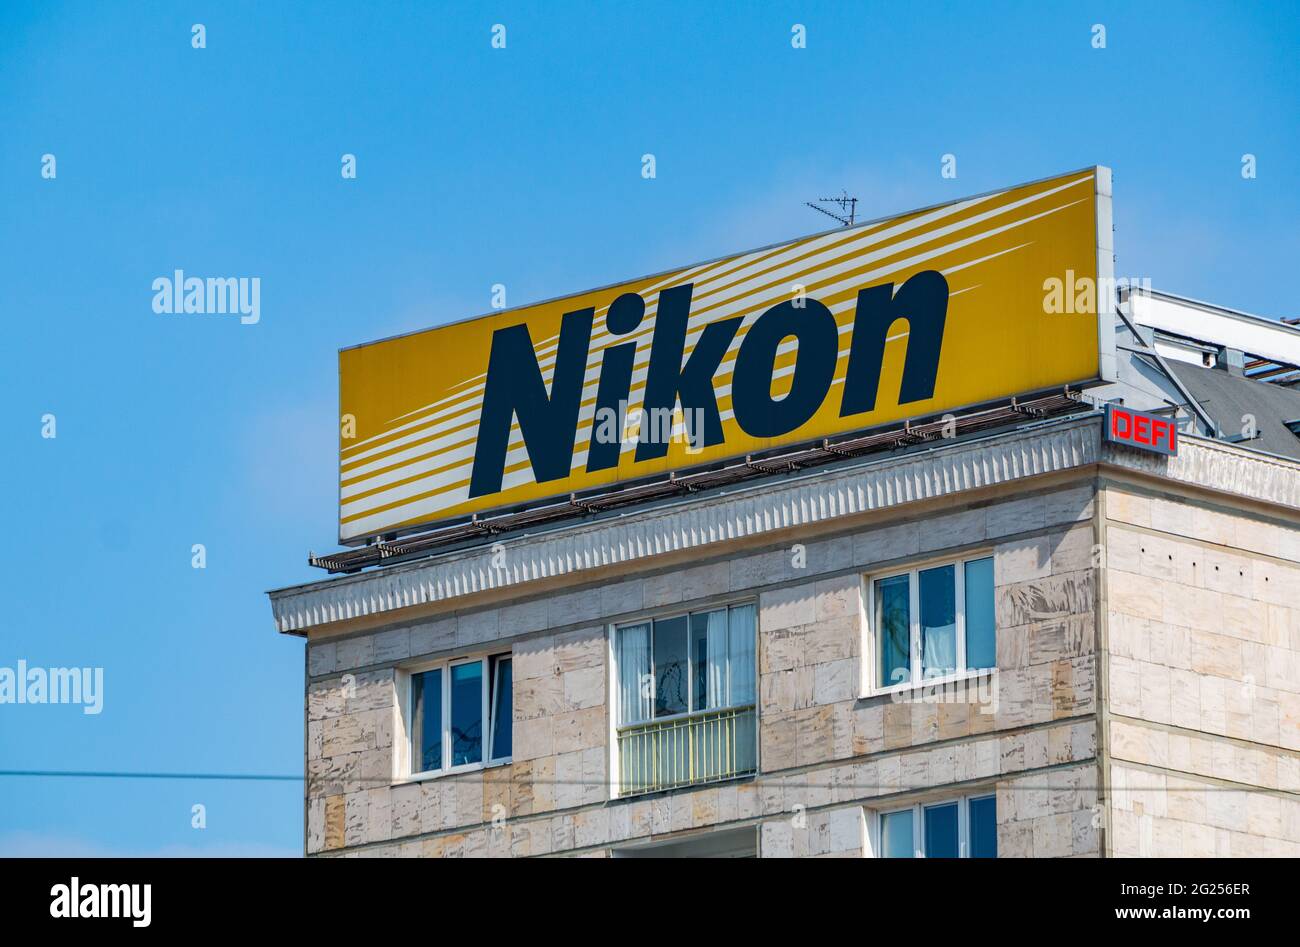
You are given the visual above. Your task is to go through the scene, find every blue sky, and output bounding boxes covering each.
[0,1,1295,856]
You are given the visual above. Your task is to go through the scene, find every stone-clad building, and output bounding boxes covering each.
[269,289,1300,857]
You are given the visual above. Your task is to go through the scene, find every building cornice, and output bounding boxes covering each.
[1104,430,1300,512]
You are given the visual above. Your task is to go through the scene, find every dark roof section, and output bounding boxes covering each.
[1167,360,1300,460]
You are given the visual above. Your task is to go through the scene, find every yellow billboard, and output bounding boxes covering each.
[339,167,1113,543]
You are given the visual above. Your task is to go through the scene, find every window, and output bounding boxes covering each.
[614,603,757,795]
[612,826,758,858]
[408,653,511,777]
[489,653,512,762]
[870,554,995,690]
[616,603,756,725]
[877,794,997,858]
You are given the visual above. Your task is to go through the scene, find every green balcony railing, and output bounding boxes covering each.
[617,704,757,797]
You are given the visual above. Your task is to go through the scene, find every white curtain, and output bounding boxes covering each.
[704,609,729,708]
[728,605,755,706]
[923,621,957,678]
[919,566,956,679]
[617,623,652,725]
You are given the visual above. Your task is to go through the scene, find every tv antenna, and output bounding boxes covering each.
[805,190,859,227]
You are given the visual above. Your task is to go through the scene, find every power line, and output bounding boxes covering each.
[0,769,301,782]
[0,771,1255,793]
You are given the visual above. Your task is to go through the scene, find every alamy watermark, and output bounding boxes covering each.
[50,878,150,927]
[1042,271,1150,315]
[594,399,707,452]
[888,669,999,715]
[152,270,260,325]
[0,660,103,715]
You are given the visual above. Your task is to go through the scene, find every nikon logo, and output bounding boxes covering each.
[468,270,949,498]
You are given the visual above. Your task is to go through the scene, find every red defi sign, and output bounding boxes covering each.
[1104,403,1178,456]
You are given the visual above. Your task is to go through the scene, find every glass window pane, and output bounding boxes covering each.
[617,623,652,725]
[728,604,756,706]
[876,574,911,688]
[450,661,483,766]
[964,557,996,670]
[653,615,688,717]
[690,613,707,711]
[691,609,730,711]
[411,669,442,773]
[489,655,512,761]
[880,809,915,858]
[923,802,960,858]
[920,565,956,679]
[969,796,997,858]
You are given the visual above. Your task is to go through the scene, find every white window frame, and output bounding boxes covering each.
[487,653,513,766]
[610,601,758,728]
[864,552,995,696]
[400,651,512,782]
[874,793,996,858]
